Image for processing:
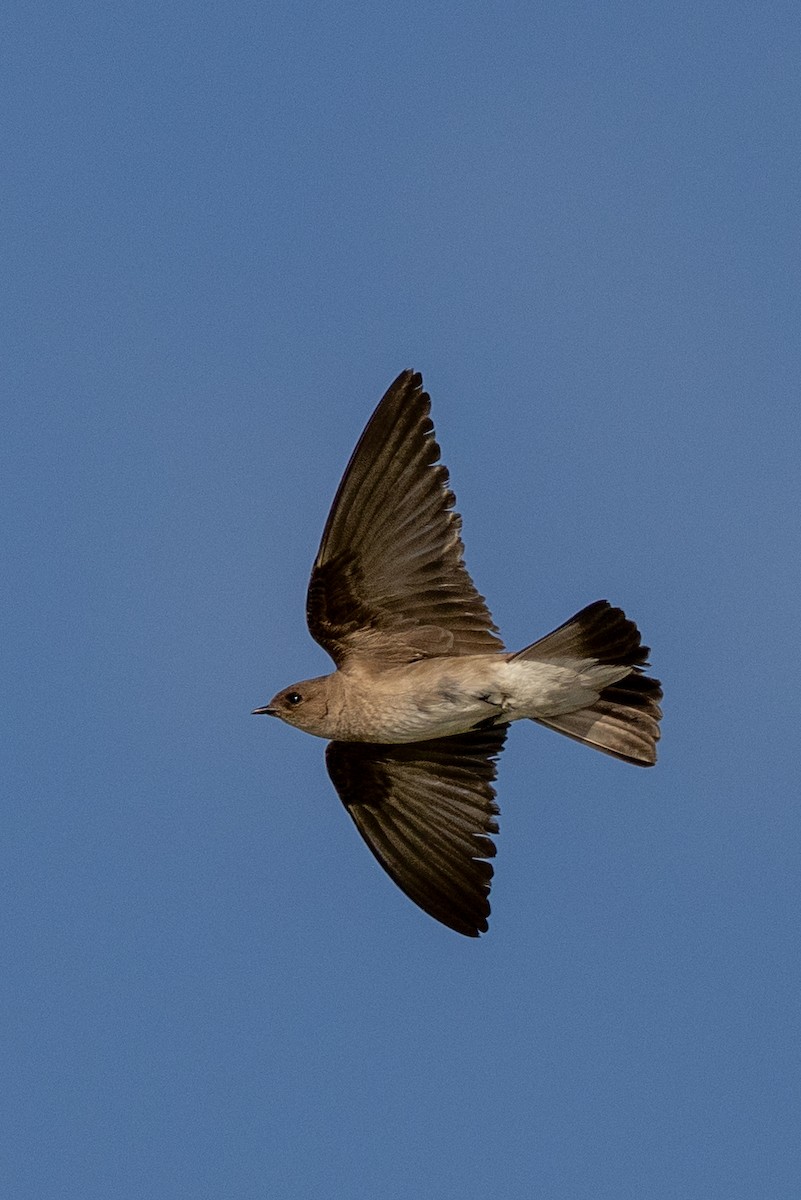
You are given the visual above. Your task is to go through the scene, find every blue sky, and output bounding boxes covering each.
[4,2,801,1196]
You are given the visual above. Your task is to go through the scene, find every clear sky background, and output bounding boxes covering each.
[4,2,801,1197]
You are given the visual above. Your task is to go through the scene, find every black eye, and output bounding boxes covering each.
[286,691,302,706]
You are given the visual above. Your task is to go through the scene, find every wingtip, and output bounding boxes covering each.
[389,367,424,394]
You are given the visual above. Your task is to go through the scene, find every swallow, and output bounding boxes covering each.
[254,370,662,935]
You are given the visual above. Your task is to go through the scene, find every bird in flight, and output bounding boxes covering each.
[254,370,662,936]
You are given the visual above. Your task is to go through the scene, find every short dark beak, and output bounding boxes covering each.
[252,705,277,716]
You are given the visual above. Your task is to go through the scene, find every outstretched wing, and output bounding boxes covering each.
[307,370,503,666]
[326,725,507,936]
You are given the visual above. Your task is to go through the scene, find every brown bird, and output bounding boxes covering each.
[254,370,662,936]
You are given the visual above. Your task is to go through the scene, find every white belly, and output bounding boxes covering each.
[336,655,616,744]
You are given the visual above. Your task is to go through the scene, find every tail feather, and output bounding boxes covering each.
[512,598,650,668]
[514,601,662,767]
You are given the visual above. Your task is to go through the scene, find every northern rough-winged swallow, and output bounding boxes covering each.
[254,371,662,936]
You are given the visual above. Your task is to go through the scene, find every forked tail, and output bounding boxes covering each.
[511,600,663,766]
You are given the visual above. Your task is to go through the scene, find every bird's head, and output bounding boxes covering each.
[252,675,334,738]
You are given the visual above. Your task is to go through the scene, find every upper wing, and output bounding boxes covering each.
[306,370,503,666]
[326,725,507,937]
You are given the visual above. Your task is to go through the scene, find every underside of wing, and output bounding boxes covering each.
[326,725,507,936]
[307,370,503,666]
